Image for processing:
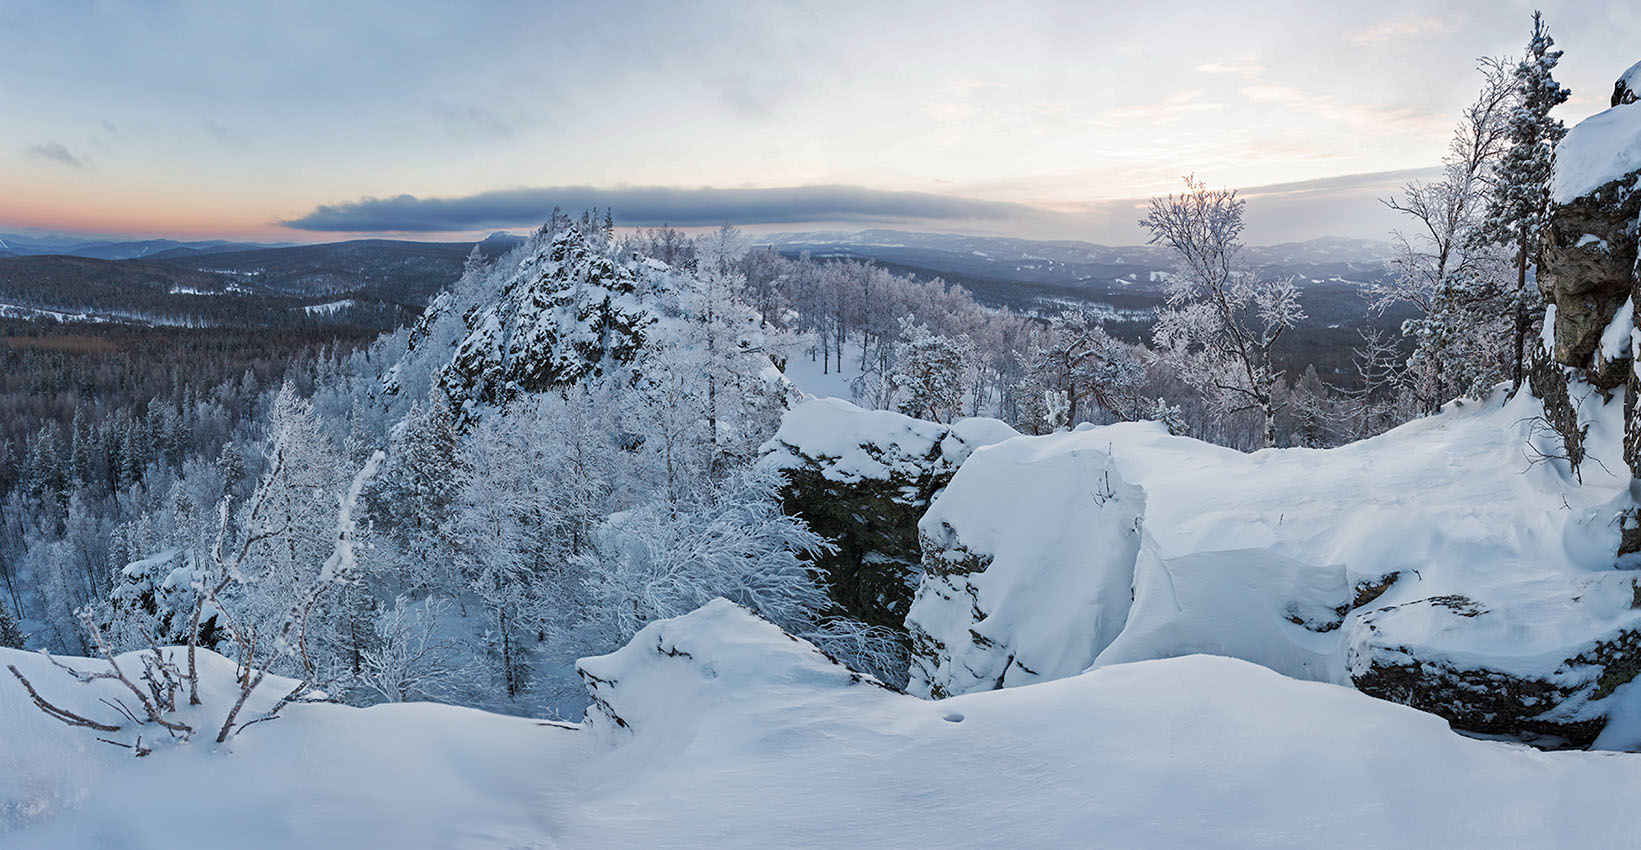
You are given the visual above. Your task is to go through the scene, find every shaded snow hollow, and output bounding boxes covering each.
[8,601,1641,848]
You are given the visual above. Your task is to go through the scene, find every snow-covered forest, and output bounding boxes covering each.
[5,5,1641,848]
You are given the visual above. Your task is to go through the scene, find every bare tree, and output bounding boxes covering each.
[1371,56,1515,412]
[1141,176,1305,448]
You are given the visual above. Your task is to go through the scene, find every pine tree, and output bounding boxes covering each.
[0,598,25,649]
[1480,11,1570,392]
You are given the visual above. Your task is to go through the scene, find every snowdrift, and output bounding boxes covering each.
[9,601,1641,848]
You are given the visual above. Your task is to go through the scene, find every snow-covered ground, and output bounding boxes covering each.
[781,348,866,403]
[6,601,1641,849]
[301,299,357,316]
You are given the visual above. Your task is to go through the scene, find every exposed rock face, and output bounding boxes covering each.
[1615,60,1640,107]
[757,399,1015,630]
[1542,62,1641,387]
[1541,190,1640,383]
[905,431,1144,699]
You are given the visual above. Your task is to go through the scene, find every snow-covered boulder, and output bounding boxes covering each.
[108,548,218,646]
[1543,60,1641,384]
[906,430,1145,699]
[1347,575,1641,747]
[574,598,894,736]
[758,399,1015,629]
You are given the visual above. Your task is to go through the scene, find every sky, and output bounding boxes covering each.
[0,0,1636,246]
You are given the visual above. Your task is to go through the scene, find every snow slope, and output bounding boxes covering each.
[7,601,1641,849]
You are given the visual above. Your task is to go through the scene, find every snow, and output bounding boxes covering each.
[1599,296,1634,365]
[1552,97,1641,203]
[1576,233,1609,249]
[1092,546,1350,683]
[9,604,1641,848]
[301,299,356,316]
[779,349,866,404]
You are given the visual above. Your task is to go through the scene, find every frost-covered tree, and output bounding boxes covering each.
[229,382,349,671]
[1478,11,1570,391]
[369,385,468,594]
[1141,177,1306,447]
[889,318,973,423]
[1014,310,1144,433]
[357,595,468,704]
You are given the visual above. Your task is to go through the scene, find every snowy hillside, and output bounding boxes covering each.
[8,601,1641,849]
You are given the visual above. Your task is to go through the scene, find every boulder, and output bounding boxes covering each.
[758,399,1015,630]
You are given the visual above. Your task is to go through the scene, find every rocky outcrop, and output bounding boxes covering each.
[758,399,1015,630]
[440,224,656,415]
[1542,62,1641,388]
[1614,60,1640,108]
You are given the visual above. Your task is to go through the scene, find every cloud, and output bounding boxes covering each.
[24,141,91,169]
[1096,90,1225,126]
[1195,54,1263,76]
[281,185,1051,232]
[1350,15,1459,45]
[1238,84,1445,137]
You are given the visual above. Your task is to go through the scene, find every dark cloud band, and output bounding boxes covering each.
[280,185,1046,232]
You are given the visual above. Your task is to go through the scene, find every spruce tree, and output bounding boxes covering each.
[0,599,24,649]
[1481,10,1570,391]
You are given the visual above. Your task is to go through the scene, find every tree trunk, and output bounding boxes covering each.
[1510,245,1530,394]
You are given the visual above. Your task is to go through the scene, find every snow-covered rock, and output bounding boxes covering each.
[440,224,657,414]
[758,398,1015,629]
[1347,577,1641,747]
[1617,59,1641,107]
[1543,60,1641,381]
[575,598,894,736]
[906,430,1144,698]
[896,385,1641,745]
